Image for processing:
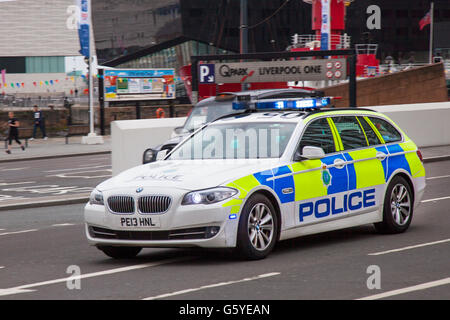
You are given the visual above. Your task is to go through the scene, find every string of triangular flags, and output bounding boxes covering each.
[0,75,184,88]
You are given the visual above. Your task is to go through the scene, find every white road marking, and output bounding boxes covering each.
[51,223,75,227]
[47,169,112,179]
[0,167,29,172]
[0,229,37,237]
[0,266,4,269]
[0,181,35,186]
[426,174,450,180]
[143,272,281,300]
[2,185,93,195]
[357,277,450,300]
[0,257,192,297]
[421,196,450,203]
[44,165,111,173]
[368,238,450,256]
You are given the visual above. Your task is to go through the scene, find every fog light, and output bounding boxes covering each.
[206,226,220,238]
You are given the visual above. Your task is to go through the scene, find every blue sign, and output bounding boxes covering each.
[199,64,215,84]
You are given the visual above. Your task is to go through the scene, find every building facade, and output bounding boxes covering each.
[92,0,450,65]
[0,0,88,95]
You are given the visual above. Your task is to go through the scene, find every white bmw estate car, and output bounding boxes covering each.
[85,92,426,260]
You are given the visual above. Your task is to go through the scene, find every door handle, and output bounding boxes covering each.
[376,152,387,161]
[333,158,346,169]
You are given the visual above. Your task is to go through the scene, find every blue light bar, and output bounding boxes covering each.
[232,97,331,111]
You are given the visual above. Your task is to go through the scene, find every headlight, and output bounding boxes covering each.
[89,189,104,205]
[182,187,238,205]
[143,148,156,164]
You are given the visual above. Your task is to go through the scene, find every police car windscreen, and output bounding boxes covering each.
[168,122,296,160]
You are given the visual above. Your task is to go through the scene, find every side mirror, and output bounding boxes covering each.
[156,149,168,161]
[294,146,326,161]
[143,148,157,164]
[173,126,185,135]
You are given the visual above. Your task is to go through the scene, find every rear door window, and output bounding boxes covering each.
[368,117,402,143]
[332,116,368,150]
[357,116,381,146]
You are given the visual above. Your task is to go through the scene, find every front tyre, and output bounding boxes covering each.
[375,176,413,234]
[236,194,278,260]
[97,246,142,259]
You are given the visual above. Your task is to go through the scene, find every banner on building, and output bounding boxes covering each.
[78,0,90,58]
[321,0,331,50]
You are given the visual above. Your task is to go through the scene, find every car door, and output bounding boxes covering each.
[330,115,386,216]
[289,117,349,226]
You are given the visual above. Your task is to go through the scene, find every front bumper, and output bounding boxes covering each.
[84,196,240,248]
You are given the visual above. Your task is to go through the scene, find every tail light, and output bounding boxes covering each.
[416,149,424,162]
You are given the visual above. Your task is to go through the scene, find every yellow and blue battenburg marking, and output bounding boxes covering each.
[222,141,424,216]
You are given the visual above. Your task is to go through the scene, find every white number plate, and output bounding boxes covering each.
[115,216,161,228]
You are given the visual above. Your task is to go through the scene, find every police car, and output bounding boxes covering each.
[85,93,426,260]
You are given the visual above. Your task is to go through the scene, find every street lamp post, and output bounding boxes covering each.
[81,0,104,145]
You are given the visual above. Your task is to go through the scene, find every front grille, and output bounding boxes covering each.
[138,196,172,214]
[89,226,220,241]
[107,196,135,214]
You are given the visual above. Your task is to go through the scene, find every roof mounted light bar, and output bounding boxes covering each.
[232,97,332,111]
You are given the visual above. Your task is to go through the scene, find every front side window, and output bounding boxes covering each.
[298,118,336,154]
[368,117,402,143]
[168,122,297,160]
[332,116,368,150]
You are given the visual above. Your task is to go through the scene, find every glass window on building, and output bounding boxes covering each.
[26,56,65,73]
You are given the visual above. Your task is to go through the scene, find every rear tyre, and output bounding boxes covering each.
[374,176,413,234]
[98,246,142,259]
[236,194,278,260]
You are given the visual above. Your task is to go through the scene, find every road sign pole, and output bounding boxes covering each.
[349,54,357,108]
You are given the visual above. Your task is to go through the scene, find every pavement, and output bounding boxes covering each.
[0,135,111,163]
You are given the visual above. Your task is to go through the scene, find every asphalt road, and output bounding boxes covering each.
[0,160,449,300]
[0,154,111,203]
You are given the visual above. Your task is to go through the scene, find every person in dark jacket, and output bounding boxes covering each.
[5,112,25,154]
[30,105,47,140]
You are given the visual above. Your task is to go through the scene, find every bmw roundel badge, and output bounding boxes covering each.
[136,187,144,193]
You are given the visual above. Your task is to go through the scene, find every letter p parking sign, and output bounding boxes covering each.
[199,64,215,84]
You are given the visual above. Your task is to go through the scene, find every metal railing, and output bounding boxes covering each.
[0,94,94,108]
[290,34,351,50]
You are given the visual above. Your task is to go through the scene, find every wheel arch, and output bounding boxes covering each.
[387,170,415,204]
[245,187,282,241]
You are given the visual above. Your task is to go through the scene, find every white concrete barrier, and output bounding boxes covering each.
[371,102,450,148]
[111,117,186,175]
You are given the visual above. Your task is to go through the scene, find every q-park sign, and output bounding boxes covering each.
[207,59,346,83]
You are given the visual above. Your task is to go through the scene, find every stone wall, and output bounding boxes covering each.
[323,63,448,108]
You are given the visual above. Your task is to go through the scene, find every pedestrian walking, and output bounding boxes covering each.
[30,105,47,140]
[5,112,25,154]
